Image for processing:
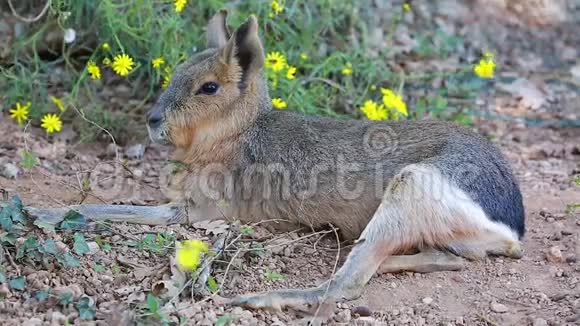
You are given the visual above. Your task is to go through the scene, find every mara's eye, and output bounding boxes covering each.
[198,82,219,95]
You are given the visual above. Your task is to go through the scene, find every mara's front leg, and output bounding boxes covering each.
[24,202,224,226]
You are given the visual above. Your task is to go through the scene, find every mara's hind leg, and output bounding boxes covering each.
[231,164,499,313]
[447,232,524,260]
[378,249,465,274]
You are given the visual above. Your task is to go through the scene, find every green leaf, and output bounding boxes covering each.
[454,113,473,126]
[111,264,121,274]
[0,205,13,231]
[265,270,284,282]
[9,196,25,224]
[207,276,219,293]
[76,297,96,320]
[93,264,105,273]
[566,203,580,214]
[0,196,23,232]
[143,234,156,243]
[73,233,90,255]
[216,315,233,326]
[434,96,448,111]
[59,292,74,306]
[16,236,38,259]
[59,210,87,230]
[249,243,265,257]
[146,293,159,314]
[0,272,6,283]
[9,276,26,290]
[41,239,58,255]
[35,289,50,302]
[33,218,56,232]
[20,150,39,170]
[122,240,139,247]
[241,226,255,235]
[0,233,17,245]
[141,233,162,253]
[60,252,80,268]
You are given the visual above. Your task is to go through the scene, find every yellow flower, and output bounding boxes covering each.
[473,51,496,78]
[175,0,187,13]
[286,65,297,80]
[482,50,494,58]
[40,113,62,133]
[300,53,308,60]
[51,96,65,112]
[370,84,377,91]
[103,58,111,66]
[152,57,165,69]
[360,100,388,121]
[272,98,287,109]
[9,101,30,125]
[162,74,171,89]
[265,51,286,72]
[87,61,101,80]
[112,53,135,76]
[162,67,171,89]
[403,3,411,12]
[271,0,283,15]
[381,88,408,116]
[341,62,353,76]
[268,73,279,89]
[176,239,208,272]
[102,42,110,51]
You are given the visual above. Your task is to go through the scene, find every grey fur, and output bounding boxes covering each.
[217,110,526,240]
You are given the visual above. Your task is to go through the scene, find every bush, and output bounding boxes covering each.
[1,0,489,143]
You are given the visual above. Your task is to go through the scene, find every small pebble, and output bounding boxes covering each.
[352,305,372,317]
[422,297,434,305]
[545,246,564,263]
[22,318,43,326]
[87,242,100,255]
[124,144,145,160]
[50,311,67,324]
[490,302,508,313]
[335,310,351,323]
[2,162,20,179]
[532,317,548,326]
[106,143,121,157]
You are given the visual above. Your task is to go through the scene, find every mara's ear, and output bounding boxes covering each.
[221,15,265,88]
[206,10,230,49]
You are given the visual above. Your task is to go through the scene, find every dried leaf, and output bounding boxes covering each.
[192,219,229,235]
[114,285,142,296]
[497,78,549,110]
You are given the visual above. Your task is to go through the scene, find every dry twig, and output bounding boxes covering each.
[7,0,51,23]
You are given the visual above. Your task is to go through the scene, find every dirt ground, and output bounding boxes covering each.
[1,111,579,326]
[2,1,580,325]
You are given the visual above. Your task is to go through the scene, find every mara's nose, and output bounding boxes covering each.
[147,109,163,129]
